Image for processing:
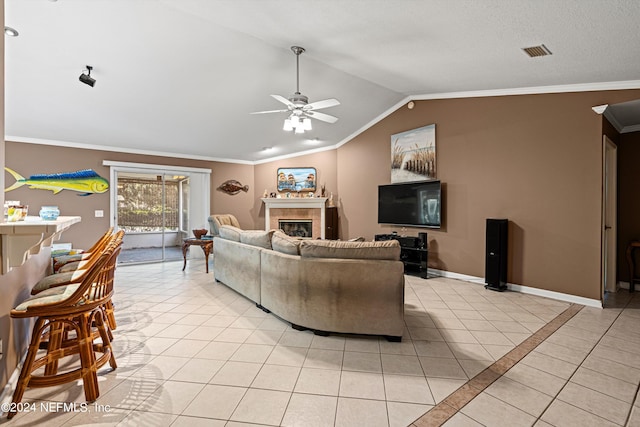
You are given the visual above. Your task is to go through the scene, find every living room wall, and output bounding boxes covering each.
[336,89,640,301]
[3,142,256,249]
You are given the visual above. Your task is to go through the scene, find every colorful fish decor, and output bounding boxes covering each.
[4,167,109,196]
[217,179,249,195]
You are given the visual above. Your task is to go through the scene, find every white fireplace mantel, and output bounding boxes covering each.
[262,197,328,239]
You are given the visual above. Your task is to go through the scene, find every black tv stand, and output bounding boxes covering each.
[375,234,429,278]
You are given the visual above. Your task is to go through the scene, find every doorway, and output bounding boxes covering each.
[602,135,617,299]
[104,161,211,265]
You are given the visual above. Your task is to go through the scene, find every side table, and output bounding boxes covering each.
[182,238,213,273]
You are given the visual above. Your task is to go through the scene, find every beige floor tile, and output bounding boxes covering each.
[461,392,536,426]
[97,377,163,410]
[409,327,446,341]
[135,380,205,414]
[229,343,275,364]
[279,330,315,347]
[244,329,285,345]
[169,358,224,383]
[210,361,262,387]
[344,337,381,353]
[520,350,578,380]
[182,384,247,419]
[138,337,179,355]
[414,341,455,358]
[129,355,189,381]
[556,382,630,425]
[213,327,253,343]
[266,345,309,367]
[174,313,212,326]
[342,351,382,372]
[304,348,344,370]
[419,356,467,379]
[384,374,435,404]
[503,363,567,396]
[281,393,338,427]
[170,415,226,427]
[201,315,239,328]
[339,371,386,400]
[571,366,638,403]
[458,359,492,379]
[484,376,554,417]
[379,340,417,355]
[382,354,425,376]
[116,410,177,426]
[335,397,389,427]
[540,399,619,427]
[449,343,494,361]
[230,388,291,425]
[581,353,640,385]
[251,364,301,391]
[183,325,224,341]
[294,367,342,396]
[387,401,433,427]
[194,341,241,360]
[161,339,209,358]
[468,331,511,346]
[311,335,346,350]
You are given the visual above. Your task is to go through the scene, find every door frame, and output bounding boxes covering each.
[602,135,617,300]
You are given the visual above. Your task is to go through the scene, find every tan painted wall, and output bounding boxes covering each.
[4,143,257,248]
[337,90,640,300]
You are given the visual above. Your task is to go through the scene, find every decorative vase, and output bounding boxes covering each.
[39,206,60,221]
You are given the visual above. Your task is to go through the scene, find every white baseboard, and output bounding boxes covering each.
[0,359,24,416]
[427,268,602,308]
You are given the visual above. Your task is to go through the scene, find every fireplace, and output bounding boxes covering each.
[279,219,313,238]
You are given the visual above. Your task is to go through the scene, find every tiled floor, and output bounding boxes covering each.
[2,261,640,426]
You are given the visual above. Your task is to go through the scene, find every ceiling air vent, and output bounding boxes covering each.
[522,44,552,58]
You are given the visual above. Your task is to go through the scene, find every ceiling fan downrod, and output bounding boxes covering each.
[291,46,305,95]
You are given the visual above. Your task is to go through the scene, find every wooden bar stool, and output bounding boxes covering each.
[7,239,122,419]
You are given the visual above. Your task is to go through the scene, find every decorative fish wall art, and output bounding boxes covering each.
[217,179,249,195]
[4,167,109,196]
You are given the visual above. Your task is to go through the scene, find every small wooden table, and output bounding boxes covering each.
[182,238,213,273]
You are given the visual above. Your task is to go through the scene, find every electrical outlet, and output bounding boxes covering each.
[95,210,104,218]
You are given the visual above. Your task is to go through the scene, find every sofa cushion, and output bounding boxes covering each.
[299,239,400,260]
[219,225,242,242]
[271,230,301,255]
[240,230,275,249]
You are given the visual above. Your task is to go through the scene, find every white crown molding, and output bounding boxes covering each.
[621,124,640,134]
[5,136,255,165]
[8,80,640,165]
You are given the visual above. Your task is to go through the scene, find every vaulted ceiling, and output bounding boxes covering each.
[5,0,640,163]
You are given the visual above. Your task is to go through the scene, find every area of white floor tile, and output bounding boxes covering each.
[2,260,640,426]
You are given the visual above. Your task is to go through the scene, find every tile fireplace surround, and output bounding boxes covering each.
[262,197,327,239]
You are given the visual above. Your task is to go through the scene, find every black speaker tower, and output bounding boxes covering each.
[485,219,508,291]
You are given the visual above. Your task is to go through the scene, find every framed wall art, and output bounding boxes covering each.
[391,124,436,183]
[277,167,317,192]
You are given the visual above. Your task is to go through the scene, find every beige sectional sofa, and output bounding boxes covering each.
[213,226,406,341]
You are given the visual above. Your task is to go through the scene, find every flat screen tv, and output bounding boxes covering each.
[378,180,441,228]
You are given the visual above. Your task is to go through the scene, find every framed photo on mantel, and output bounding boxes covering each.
[277,167,317,192]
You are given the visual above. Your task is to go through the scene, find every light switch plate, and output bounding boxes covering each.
[95,210,104,218]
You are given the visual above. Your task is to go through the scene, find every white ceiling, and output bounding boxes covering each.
[5,0,640,163]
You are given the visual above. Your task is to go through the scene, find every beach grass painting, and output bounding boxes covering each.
[391,124,436,183]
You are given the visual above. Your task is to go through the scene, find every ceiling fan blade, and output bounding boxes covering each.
[271,94,295,108]
[250,109,289,115]
[305,98,340,110]
[307,111,339,124]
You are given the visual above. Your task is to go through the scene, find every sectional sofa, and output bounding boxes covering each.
[213,226,406,341]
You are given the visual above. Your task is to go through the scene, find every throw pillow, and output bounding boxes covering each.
[239,230,275,249]
[219,225,242,242]
[271,230,301,255]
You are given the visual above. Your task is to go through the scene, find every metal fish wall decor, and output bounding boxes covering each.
[4,167,109,196]
[217,179,249,195]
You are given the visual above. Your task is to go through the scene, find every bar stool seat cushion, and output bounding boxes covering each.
[15,284,81,312]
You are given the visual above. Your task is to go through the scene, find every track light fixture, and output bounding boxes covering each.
[79,65,96,87]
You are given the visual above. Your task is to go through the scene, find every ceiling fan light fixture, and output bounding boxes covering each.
[283,118,293,131]
[303,117,312,131]
[295,125,305,134]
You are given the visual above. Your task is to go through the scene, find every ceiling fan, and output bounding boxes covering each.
[251,46,340,133]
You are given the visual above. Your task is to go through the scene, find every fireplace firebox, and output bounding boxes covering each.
[279,220,313,238]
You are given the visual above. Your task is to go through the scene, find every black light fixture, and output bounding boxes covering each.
[79,65,96,87]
